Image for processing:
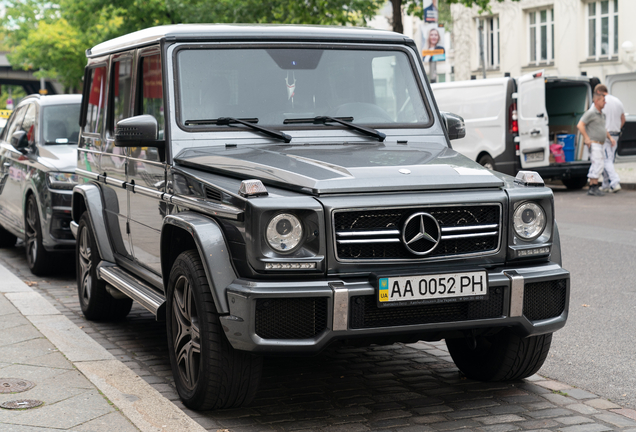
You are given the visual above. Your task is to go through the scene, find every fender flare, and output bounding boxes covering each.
[71,183,116,263]
[551,220,562,266]
[162,212,237,314]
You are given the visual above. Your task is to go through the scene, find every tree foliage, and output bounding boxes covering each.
[2,0,385,91]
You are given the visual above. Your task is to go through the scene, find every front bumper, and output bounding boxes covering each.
[220,262,570,353]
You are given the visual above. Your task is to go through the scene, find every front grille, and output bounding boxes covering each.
[334,205,501,261]
[523,279,567,321]
[255,297,328,339]
[350,289,504,329]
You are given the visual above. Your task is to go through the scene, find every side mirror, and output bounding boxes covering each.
[115,115,165,148]
[441,112,466,141]
[11,131,28,151]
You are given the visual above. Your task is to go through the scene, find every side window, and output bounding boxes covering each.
[83,65,108,134]
[112,58,133,131]
[139,54,164,136]
[21,104,38,145]
[4,105,27,143]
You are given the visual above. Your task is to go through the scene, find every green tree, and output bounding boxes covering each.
[2,0,385,91]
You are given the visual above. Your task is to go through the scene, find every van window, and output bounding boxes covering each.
[112,58,133,130]
[84,66,108,134]
[140,55,164,136]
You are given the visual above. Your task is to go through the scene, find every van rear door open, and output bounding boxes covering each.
[517,70,550,169]
[606,72,636,161]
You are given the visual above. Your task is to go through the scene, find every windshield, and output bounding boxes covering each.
[43,104,81,144]
[176,47,429,128]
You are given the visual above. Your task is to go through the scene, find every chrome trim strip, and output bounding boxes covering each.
[441,224,499,232]
[131,183,165,200]
[98,264,165,316]
[506,271,525,317]
[103,176,125,188]
[441,231,498,240]
[331,283,349,332]
[337,238,401,244]
[169,195,243,221]
[337,230,401,237]
[76,168,100,181]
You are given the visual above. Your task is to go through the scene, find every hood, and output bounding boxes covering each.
[174,142,504,195]
[36,144,77,172]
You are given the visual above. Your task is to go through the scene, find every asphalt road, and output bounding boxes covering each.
[540,185,636,410]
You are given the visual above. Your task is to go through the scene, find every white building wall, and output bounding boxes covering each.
[452,0,636,82]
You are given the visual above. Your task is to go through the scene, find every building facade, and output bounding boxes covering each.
[451,0,636,82]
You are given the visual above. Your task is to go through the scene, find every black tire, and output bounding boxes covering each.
[562,176,588,190]
[25,194,53,276]
[76,213,132,320]
[478,154,496,171]
[446,329,552,381]
[167,250,262,410]
[0,225,16,248]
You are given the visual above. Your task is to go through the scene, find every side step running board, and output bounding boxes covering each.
[98,264,166,318]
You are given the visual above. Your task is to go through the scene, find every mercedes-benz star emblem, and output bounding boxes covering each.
[402,212,441,255]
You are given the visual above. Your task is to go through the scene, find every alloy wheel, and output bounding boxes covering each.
[25,198,39,266]
[78,225,92,304]
[172,275,201,391]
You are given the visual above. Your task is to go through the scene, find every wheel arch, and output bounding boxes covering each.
[162,212,236,314]
[71,184,115,262]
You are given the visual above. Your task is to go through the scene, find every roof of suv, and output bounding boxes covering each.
[88,24,410,58]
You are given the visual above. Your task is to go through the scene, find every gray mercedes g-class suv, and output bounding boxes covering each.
[71,24,569,410]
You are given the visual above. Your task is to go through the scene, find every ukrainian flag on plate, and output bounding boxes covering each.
[378,278,389,302]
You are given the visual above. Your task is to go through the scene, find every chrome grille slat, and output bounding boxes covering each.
[333,204,502,261]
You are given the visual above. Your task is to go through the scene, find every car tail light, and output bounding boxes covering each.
[509,102,518,134]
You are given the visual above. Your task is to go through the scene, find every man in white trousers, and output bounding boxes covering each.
[595,84,625,193]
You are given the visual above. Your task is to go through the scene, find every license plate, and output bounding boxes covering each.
[525,151,544,162]
[377,271,488,307]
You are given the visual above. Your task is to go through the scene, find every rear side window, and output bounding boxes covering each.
[84,66,108,134]
[140,55,164,135]
[112,58,133,131]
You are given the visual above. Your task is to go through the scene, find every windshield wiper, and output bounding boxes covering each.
[185,117,291,143]
[284,116,386,142]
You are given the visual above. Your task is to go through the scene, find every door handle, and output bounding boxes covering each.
[536,113,544,118]
[530,129,541,135]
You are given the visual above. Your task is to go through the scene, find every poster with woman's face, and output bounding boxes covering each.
[420,23,445,62]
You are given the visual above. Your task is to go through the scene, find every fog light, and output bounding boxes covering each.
[516,247,550,258]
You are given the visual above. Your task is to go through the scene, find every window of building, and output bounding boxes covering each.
[476,17,500,69]
[587,0,618,60]
[528,8,554,64]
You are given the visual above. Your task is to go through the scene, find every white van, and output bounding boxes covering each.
[432,71,609,189]
[606,72,636,162]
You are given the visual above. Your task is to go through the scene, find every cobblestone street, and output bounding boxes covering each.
[2,244,636,432]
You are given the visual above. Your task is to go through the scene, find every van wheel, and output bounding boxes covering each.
[446,329,552,381]
[167,250,262,410]
[0,225,16,248]
[562,176,588,190]
[77,213,132,320]
[478,155,496,171]
[25,195,52,276]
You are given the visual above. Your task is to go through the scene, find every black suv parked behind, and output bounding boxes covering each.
[71,25,570,410]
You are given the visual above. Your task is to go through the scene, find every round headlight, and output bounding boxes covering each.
[266,213,303,252]
[513,202,546,240]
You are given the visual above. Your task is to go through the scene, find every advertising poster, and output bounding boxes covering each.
[421,23,446,62]
[423,0,438,23]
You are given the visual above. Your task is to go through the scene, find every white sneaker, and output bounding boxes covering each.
[609,184,621,193]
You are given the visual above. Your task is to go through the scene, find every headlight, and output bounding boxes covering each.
[513,202,546,240]
[47,172,78,190]
[266,213,303,252]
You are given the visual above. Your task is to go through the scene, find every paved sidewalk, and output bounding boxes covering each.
[0,264,204,432]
